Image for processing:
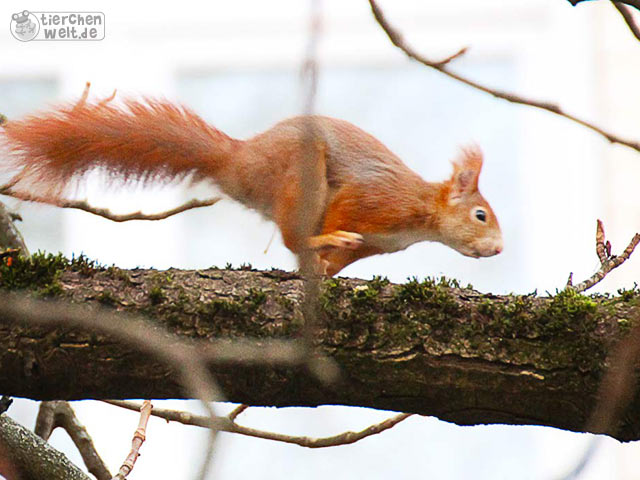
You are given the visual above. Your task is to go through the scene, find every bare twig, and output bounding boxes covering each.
[0,186,221,223]
[227,404,249,422]
[73,82,116,111]
[567,220,640,292]
[570,0,640,10]
[104,400,413,449]
[35,401,111,480]
[368,0,640,153]
[367,1,468,68]
[613,2,640,41]
[112,400,152,480]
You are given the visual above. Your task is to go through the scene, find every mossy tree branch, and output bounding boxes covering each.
[1,254,639,440]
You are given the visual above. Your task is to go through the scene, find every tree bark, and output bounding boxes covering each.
[0,201,28,253]
[0,259,639,440]
[0,414,90,480]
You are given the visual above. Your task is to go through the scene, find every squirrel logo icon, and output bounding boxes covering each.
[10,10,39,42]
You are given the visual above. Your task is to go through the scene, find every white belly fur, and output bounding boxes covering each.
[363,230,437,253]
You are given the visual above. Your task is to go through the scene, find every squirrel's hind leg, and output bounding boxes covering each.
[307,231,363,250]
[319,244,384,276]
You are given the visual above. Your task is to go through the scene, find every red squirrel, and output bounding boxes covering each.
[0,94,503,275]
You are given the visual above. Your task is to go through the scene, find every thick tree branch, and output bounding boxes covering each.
[0,414,90,480]
[1,261,640,440]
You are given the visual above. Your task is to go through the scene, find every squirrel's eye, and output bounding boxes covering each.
[475,209,487,222]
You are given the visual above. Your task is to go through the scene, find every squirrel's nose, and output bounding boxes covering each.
[494,245,502,255]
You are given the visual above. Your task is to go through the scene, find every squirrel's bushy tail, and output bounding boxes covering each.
[0,99,240,198]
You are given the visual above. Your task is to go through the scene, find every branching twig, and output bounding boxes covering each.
[35,401,111,480]
[227,404,249,422]
[0,186,221,223]
[613,2,640,41]
[567,219,640,292]
[112,400,152,480]
[368,0,640,153]
[103,400,413,449]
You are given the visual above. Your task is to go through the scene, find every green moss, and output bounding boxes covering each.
[275,295,295,311]
[319,277,345,317]
[246,288,267,307]
[37,281,65,297]
[617,283,639,303]
[69,253,104,276]
[148,286,166,305]
[97,290,118,306]
[106,265,132,285]
[393,278,463,341]
[477,299,496,318]
[536,288,598,335]
[0,252,68,293]
[146,272,174,305]
[394,277,461,311]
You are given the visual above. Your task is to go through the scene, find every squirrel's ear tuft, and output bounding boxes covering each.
[449,145,483,201]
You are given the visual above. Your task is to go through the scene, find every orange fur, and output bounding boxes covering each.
[0,95,503,275]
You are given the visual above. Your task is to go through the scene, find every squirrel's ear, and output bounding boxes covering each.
[449,146,483,202]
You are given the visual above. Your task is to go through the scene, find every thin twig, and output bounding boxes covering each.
[568,219,640,292]
[227,404,249,422]
[104,400,413,449]
[112,400,153,480]
[35,401,111,480]
[0,186,221,222]
[569,0,640,11]
[368,0,640,153]
[613,2,640,41]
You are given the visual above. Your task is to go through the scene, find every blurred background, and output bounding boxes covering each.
[1,0,639,478]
